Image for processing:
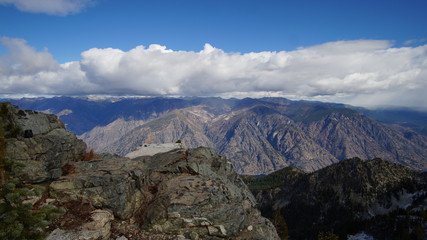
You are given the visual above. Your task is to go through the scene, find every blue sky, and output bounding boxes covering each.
[1,0,427,108]
[2,0,427,63]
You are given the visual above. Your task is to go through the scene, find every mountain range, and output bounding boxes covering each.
[3,96,427,175]
[244,157,427,239]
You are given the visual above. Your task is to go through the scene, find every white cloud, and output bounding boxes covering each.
[0,37,59,74]
[0,0,93,16]
[1,37,427,108]
[404,38,427,46]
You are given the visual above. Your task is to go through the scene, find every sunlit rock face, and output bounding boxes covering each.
[49,147,280,239]
[3,103,86,183]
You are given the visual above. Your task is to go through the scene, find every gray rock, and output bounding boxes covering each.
[13,108,65,135]
[50,148,279,239]
[116,237,129,240]
[4,104,86,183]
[49,156,146,219]
[46,209,114,240]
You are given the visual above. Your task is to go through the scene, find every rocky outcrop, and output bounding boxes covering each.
[3,103,86,183]
[47,210,114,240]
[50,147,279,239]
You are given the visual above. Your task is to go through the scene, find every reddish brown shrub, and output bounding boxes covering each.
[81,149,97,161]
[49,200,94,230]
[61,163,76,176]
[148,185,158,195]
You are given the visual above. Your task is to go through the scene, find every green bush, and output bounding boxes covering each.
[0,180,64,240]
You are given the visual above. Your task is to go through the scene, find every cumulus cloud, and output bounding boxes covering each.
[1,37,427,108]
[0,37,93,95]
[0,37,59,74]
[0,0,93,16]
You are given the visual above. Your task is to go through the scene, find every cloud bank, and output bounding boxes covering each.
[1,36,427,108]
[0,0,93,16]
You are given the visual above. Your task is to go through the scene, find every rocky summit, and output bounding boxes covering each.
[1,103,279,240]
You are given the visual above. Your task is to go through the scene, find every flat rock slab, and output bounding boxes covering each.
[125,143,182,158]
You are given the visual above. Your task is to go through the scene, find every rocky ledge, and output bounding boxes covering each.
[2,103,279,240]
[3,103,86,183]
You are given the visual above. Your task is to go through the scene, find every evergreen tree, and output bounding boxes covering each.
[0,180,63,240]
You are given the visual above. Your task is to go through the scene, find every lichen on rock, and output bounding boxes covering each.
[50,148,279,239]
[3,103,86,183]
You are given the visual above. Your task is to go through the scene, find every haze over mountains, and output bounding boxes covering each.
[4,96,427,175]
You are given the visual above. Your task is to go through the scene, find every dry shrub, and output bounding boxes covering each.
[181,150,188,160]
[32,193,49,210]
[148,185,158,195]
[81,149,97,161]
[61,163,76,176]
[49,200,94,230]
[134,205,146,226]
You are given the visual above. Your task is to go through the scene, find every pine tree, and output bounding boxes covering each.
[0,180,63,240]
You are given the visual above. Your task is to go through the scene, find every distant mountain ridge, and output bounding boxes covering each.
[244,157,427,239]
[3,96,427,174]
